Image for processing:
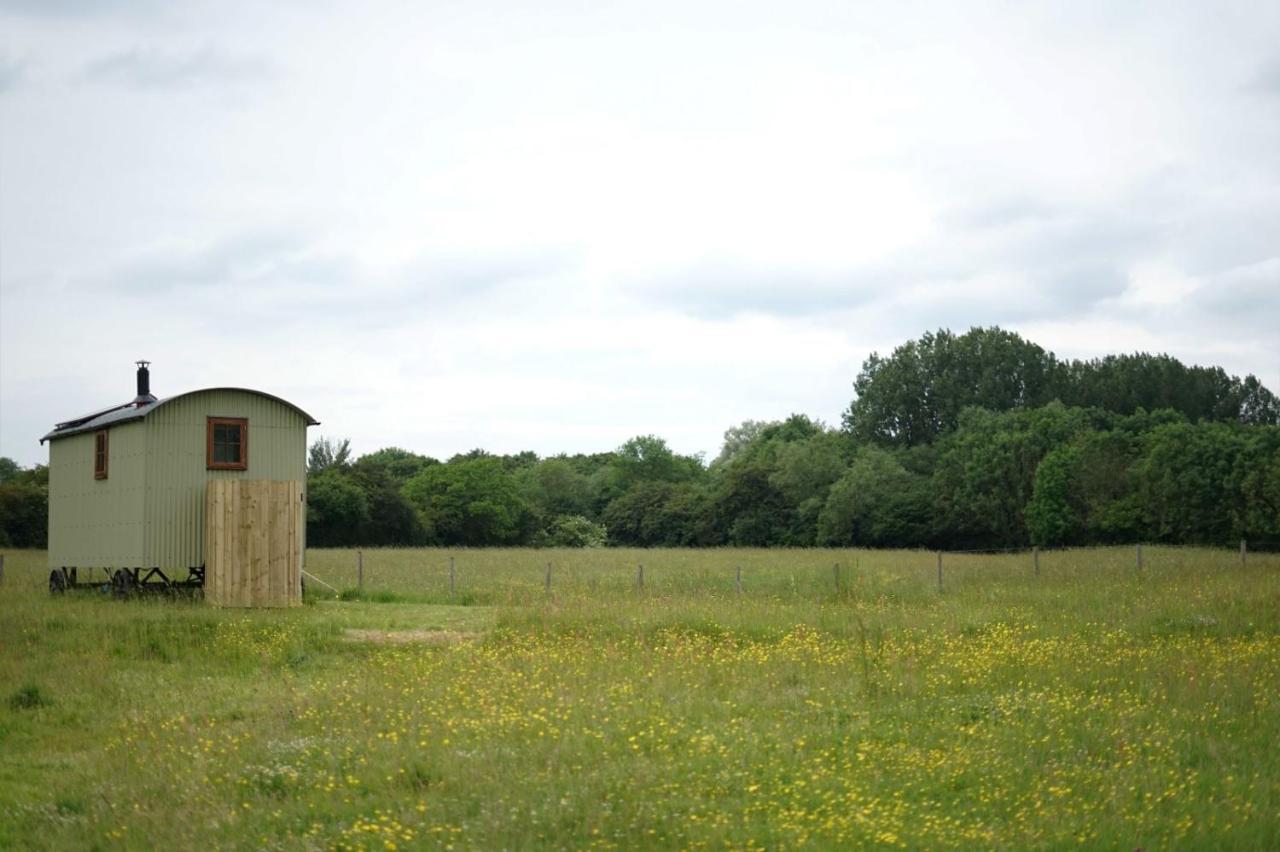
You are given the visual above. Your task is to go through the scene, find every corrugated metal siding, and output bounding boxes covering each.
[143,390,307,570]
[47,422,147,568]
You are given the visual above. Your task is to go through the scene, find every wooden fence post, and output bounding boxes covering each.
[1240,539,1247,567]
[1136,543,1143,572]
[449,556,456,599]
[545,562,552,594]
[637,563,644,591]
[735,565,742,596]
[0,553,5,586]
[936,551,943,592]
[1033,546,1040,577]
[357,550,364,590]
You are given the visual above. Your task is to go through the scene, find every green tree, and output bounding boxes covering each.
[817,447,930,547]
[0,460,49,548]
[402,457,533,546]
[516,458,593,520]
[1132,422,1248,544]
[355,447,437,483]
[308,437,353,474]
[614,435,704,489]
[1237,441,1280,541]
[1025,444,1082,546]
[768,432,851,545]
[306,469,370,546]
[1061,354,1280,426]
[932,402,1095,547]
[348,460,426,546]
[712,420,773,467]
[844,327,1064,447]
[601,481,708,547]
[538,515,608,548]
[0,484,47,548]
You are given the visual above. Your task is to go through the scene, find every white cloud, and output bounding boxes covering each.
[2,0,1279,466]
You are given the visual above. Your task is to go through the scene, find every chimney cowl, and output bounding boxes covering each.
[133,360,156,406]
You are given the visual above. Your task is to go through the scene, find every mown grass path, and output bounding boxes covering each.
[1,547,1278,849]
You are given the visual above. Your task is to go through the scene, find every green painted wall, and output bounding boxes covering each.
[46,389,309,572]
[143,390,308,570]
[47,421,147,568]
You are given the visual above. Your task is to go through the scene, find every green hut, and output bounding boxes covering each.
[41,362,318,605]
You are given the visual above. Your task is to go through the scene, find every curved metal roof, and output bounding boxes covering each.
[41,387,319,443]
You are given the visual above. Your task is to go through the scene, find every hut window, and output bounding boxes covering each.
[94,430,108,479]
[207,417,249,471]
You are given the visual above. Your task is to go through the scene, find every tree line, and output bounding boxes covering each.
[304,327,1280,550]
[2,326,1277,551]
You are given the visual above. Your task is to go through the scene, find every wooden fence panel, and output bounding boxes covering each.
[205,479,302,607]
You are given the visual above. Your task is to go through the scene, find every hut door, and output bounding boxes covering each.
[205,479,302,607]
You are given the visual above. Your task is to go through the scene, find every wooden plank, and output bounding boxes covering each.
[211,479,229,607]
[266,481,277,605]
[273,481,288,606]
[254,480,269,605]
[249,481,261,606]
[218,480,229,606]
[212,480,226,606]
[292,480,302,605]
[204,481,217,604]
[236,480,249,606]
[224,478,234,603]
[221,480,232,607]
[287,480,300,605]
[204,481,213,604]
[253,481,267,605]
[294,480,302,604]
[284,481,294,605]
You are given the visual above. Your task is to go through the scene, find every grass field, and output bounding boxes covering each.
[1,545,1278,849]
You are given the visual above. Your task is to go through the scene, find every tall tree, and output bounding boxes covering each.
[844,327,1063,446]
[308,437,353,474]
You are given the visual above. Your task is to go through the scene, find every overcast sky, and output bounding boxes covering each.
[2,1,1278,467]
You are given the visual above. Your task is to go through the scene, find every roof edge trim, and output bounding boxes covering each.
[41,387,319,443]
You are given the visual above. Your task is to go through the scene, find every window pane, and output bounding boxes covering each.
[211,423,243,464]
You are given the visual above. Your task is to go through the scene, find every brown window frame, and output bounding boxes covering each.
[206,417,249,471]
[94,430,108,479]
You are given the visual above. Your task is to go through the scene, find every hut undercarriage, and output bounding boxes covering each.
[48,563,206,598]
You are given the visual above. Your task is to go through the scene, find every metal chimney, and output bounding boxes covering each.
[133,360,156,406]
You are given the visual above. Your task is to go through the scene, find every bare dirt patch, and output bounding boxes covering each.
[341,628,480,646]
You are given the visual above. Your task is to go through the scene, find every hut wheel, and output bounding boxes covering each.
[49,569,68,594]
[112,569,133,599]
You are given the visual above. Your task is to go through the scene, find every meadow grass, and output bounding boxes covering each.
[1,546,1278,849]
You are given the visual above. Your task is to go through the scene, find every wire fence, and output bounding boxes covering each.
[3,542,1276,603]
[296,541,1278,604]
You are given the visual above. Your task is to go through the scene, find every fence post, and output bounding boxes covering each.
[936,551,943,592]
[735,565,742,596]
[449,556,456,599]
[637,563,644,591]
[1240,539,1247,567]
[545,561,552,594]
[833,562,841,594]
[1033,546,1040,577]
[1136,543,1143,572]
[0,553,5,586]
[357,550,364,590]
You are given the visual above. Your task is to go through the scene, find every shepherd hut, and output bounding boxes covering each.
[41,362,318,606]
